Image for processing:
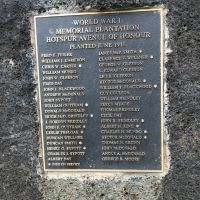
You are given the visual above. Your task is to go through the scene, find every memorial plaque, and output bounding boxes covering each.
[34,8,164,172]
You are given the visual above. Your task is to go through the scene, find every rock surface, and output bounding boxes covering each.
[0,0,200,199]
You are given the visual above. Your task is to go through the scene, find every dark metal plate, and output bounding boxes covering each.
[34,9,164,172]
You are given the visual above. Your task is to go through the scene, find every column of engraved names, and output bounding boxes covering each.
[41,52,88,168]
[99,49,154,164]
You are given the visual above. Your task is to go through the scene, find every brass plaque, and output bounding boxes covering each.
[34,8,164,172]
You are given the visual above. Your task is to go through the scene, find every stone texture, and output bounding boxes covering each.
[0,0,200,200]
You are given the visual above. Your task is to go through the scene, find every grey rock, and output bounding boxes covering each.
[0,0,200,200]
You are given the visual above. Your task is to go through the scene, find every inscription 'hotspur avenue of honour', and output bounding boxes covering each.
[34,8,164,172]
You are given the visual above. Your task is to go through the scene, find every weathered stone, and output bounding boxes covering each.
[0,0,200,200]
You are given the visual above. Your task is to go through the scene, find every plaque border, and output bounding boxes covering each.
[34,8,164,173]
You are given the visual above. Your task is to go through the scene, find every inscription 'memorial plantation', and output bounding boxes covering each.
[34,9,164,172]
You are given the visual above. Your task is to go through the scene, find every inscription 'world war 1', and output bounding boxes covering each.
[34,9,164,172]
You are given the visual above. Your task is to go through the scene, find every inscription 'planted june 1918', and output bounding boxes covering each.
[34,9,164,172]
